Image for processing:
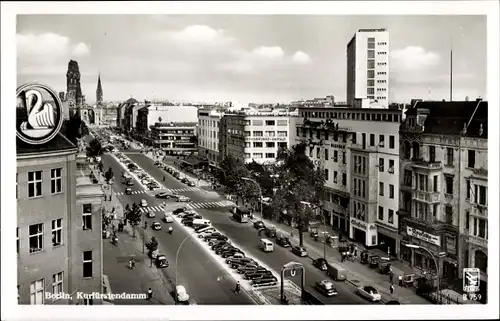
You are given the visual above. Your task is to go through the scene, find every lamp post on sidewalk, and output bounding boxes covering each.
[242,177,262,221]
[301,201,327,261]
[405,244,442,304]
[174,230,198,303]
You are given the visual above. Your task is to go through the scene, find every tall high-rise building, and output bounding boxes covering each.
[96,74,103,106]
[346,29,390,108]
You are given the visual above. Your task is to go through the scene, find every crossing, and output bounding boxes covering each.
[114,187,201,196]
[138,204,166,214]
[187,200,236,210]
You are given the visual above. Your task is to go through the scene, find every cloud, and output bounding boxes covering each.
[391,46,440,71]
[72,42,91,56]
[251,46,285,59]
[164,24,236,46]
[292,51,311,64]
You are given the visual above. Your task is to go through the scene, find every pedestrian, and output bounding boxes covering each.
[390,284,395,295]
[341,252,345,263]
[398,275,403,287]
[234,281,241,294]
[147,288,153,300]
[354,246,358,258]
[389,271,394,284]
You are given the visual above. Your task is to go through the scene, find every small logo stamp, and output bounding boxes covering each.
[463,267,480,293]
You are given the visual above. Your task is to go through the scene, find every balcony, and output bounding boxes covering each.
[467,235,488,248]
[470,203,488,218]
[411,159,443,171]
[350,143,379,153]
[402,216,457,233]
[412,190,440,203]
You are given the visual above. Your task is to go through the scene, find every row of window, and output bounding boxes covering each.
[200,129,218,139]
[379,182,395,199]
[199,140,218,151]
[153,129,193,134]
[243,131,288,137]
[324,169,347,186]
[352,178,366,198]
[352,201,366,221]
[243,142,287,149]
[200,119,220,127]
[226,119,288,126]
[464,214,487,239]
[19,169,63,199]
[378,158,395,174]
[403,142,480,169]
[378,206,395,224]
[352,155,367,175]
[300,110,399,123]
[245,153,276,159]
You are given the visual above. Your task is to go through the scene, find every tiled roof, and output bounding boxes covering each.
[405,100,488,138]
[17,132,77,156]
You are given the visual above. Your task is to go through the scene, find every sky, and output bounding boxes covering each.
[16,15,486,105]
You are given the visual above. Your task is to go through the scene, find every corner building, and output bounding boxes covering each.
[297,107,401,252]
[17,133,104,305]
[398,99,488,295]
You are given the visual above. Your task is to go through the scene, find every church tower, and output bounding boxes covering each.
[96,73,103,106]
[66,60,84,117]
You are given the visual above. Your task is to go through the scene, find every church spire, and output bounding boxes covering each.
[96,73,103,105]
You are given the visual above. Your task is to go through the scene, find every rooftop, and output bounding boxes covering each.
[17,132,77,156]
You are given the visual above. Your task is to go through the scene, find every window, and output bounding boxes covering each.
[253,153,263,159]
[245,142,251,148]
[478,219,486,238]
[265,120,275,126]
[367,70,375,78]
[367,79,375,87]
[265,153,275,158]
[333,150,338,162]
[342,152,346,164]
[277,120,287,126]
[465,180,471,199]
[52,219,62,246]
[378,158,384,172]
[277,131,287,137]
[433,176,438,193]
[316,147,321,159]
[30,279,44,304]
[83,251,93,278]
[244,120,251,126]
[29,223,43,253]
[388,159,394,173]
[324,149,329,160]
[324,169,329,180]
[388,210,394,224]
[252,120,263,126]
[379,135,385,147]
[278,142,287,149]
[445,205,453,224]
[244,131,250,137]
[378,206,384,220]
[342,173,347,186]
[445,176,453,194]
[367,88,375,95]
[418,174,428,191]
[84,298,94,305]
[333,171,338,183]
[316,129,321,139]
[362,180,366,198]
[253,131,263,137]
[465,210,470,230]
[429,146,436,163]
[379,182,384,196]
[367,42,375,49]
[52,272,63,294]
[82,204,92,230]
[446,148,454,166]
[28,171,43,198]
[367,50,375,59]
[17,228,19,255]
[253,142,263,148]
[367,60,375,69]
[468,150,476,168]
[478,185,486,205]
[265,142,275,148]
[244,153,251,159]
[370,134,375,146]
[389,184,394,199]
[265,131,275,137]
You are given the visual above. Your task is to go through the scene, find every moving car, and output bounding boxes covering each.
[125,180,134,186]
[175,285,190,304]
[140,199,148,207]
[155,255,169,268]
[164,213,174,223]
[146,210,155,218]
[313,258,328,271]
[173,207,188,215]
[187,181,196,187]
[357,286,382,302]
[152,221,162,230]
[253,221,265,229]
[291,245,308,257]
[315,280,338,297]
[125,188,132,195]
[181,218,195,227]
[156,191,178,199]
[177,196,191,202]
[181,178,188,184]
[276,236,291,247]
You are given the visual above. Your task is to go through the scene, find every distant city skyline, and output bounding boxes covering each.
[17,15,486,105]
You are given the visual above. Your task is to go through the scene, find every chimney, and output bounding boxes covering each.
[476,97,482,102]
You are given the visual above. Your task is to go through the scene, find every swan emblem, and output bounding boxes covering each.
[19,89,56,131]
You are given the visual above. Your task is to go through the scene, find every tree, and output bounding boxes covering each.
[128,163,138,171]
[127,208,142,238]
[104,167,114,183]
[86,138,103,158]
[270,143,326,246]
[145,236,159,255]
[220,155,261,206]
[246,161,276,197]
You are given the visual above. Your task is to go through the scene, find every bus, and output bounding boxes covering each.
[232,206,250,223]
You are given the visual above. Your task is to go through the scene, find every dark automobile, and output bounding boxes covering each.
[173,207,188,215]
[245,271,274,280]
[220,249,244,258]
[291,245,308,257]
[155,191,177,199]
[315,280,338,297]
[215,245,234,254]
[154,161,161,166]
[195,224,211,232]
[182,218,195,227]
[227,258,257,269]
[125,180,134,186]
[181,178,189,183]
[276,236,291,247]
[253,221,265,229]
[211,241,230,250]
[203,232,224,240]
[183,213,202,219]
[155,255,169,268]
[252,277,278,286]
[313,258,328,271]
[187,181,196,187]
[385,300,401,305]
[125,188,132,195]
[237,264,260,274]
[208,236,229,246]
[264,228,277,238]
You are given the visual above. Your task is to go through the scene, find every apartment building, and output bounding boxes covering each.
[221,110,300,164]
[346,28,390,108]
[149,122,197,155]
[197,108,224,165]
[398,99,488,295]
[297,107,402,251]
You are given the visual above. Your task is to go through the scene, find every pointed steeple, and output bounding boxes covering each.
[96,73,103,105]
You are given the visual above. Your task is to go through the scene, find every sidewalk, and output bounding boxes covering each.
[102,190,175,305]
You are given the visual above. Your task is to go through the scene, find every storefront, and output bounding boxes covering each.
[375,222,400,257]
[349,217,377,247]
[400,225,441,274]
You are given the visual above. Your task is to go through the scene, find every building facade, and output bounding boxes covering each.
[197,108,224,165]
[149,122,197,155]
[398,99,488,292]
[17,134,104,305]
[221,110,300,164]
[346,29,390,108]
[297,107,402,251]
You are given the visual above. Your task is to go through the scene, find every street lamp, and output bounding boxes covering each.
[175,230,198,303]
[241,177,262,221]
[301,201,328,261]
[404,244,441,303]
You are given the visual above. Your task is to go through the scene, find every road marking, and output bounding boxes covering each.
[187,200,236,210]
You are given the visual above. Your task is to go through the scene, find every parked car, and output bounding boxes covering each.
[215,245,234,254]
[357,286,382,302]
[125,180,134,186]
[253,221,265,229]
[315,280,338,297]
[291,245,308,257]
[199,230,218,238]
[245,271,274,280]
[155,255,169,268]
[181,178,189,184]
[221,249,244,258]
[181,218,195,227]
[207,236,229,245]
[183,213,202,219]
[173,207,188,215]
[211,241,230,249]
[178,210,196,218]
[237,264,260,274]
[227,258,257,268]
[276,236,291,247]
[187,181,196,187]
[313,258,328,271]
[252,277,278,286]
[385,300,401,305]
[152,221,162,230]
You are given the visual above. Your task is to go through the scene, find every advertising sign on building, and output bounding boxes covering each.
[244,137,287,142]
[406,227,441,246]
